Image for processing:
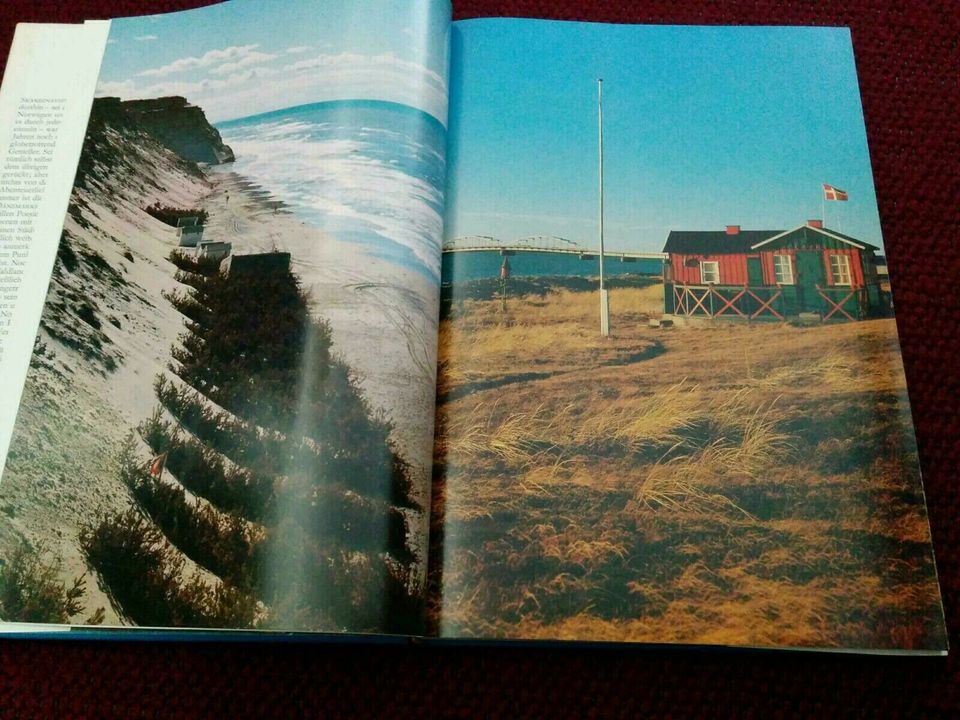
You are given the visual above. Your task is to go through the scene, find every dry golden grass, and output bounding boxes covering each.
[432,285,945,650]
[437,287,663,395]
[442,401,559,469]
[570,381,702,451]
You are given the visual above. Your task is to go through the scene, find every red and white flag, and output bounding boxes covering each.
[823,183,849,201]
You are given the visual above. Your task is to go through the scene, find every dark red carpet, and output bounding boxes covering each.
[1,1,957,716]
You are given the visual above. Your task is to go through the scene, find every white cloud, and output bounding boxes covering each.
[138,44,261,78]
[96,79,137,97]
[100,50,449,125]
[135,35,158,42]
[208,52,279,76]
[99,66,280,102]
[283,51,446,93]
[286,46,311,54]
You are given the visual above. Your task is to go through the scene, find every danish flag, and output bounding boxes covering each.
[823,184,849,201]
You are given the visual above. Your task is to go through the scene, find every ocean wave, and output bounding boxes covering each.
[219,103,445,280]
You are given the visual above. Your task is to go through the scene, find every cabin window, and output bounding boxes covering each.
[829,254,852,285]
[700,260,720,284]
[773,254,794,284]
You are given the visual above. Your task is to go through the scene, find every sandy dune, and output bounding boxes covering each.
[1,151,438,623]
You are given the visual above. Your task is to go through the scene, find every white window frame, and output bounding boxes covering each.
[700,260,720,284]
[773,254,794,285]
[829,254,852,286]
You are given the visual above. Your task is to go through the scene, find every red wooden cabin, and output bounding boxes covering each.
[662,221,886,321]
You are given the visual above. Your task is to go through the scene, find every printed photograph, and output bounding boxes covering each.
[0,0,450,633]
[431,20,947,650]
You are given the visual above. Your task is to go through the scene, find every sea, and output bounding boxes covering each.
[216,101,662,287]
[215,100,449,501]
[441,250,663,285]
[217,99,447,282]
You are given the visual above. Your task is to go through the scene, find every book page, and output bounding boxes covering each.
[0,20,110,500]
[0,0,450,636]
[432,18,947,653]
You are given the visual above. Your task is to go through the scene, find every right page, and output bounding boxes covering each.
[432,18,947,653]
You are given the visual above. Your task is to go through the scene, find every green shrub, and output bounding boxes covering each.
[168,250,221,276]
[153,375,414,510]
[57,231,80,273]
[162,289,210,327]
[75,303,102,330]
[138,409,275,522]
[146,204,208,227]
[173,269,210,291]
[80,509,256,628]
[155,376,285,475]
[0,544,86,623]
[115,257,422,631]
[117,437,261,589]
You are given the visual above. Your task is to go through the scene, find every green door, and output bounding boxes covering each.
[794,251,825,313]
[745,257,764,315]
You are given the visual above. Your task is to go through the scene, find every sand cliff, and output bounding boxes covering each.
[94,96,235,165]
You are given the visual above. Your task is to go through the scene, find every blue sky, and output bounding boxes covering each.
[444,20,884,252]
[97,0,451,123]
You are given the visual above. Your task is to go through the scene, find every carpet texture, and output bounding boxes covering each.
[1,1,957,717]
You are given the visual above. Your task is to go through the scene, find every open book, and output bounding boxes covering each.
[0,0,947,654]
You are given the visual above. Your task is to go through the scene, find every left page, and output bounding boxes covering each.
[0,0,450,636]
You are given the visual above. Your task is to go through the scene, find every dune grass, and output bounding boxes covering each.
[431,285,945,650]
[438,286,663,395]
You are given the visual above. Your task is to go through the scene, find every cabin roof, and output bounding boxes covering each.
[663,230,779,254]
[749,225,879,251]
[663,225,878,254]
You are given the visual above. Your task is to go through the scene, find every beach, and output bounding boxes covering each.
[203,168,439,490]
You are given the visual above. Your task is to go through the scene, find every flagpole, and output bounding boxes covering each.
[821,183,826,227]
[598,78,610,337]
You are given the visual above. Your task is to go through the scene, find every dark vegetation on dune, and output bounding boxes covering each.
[0,544,104,625]
[145,203,209,227]
[80,250,422,633]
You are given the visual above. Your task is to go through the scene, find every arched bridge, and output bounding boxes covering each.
[443,235,667,261]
